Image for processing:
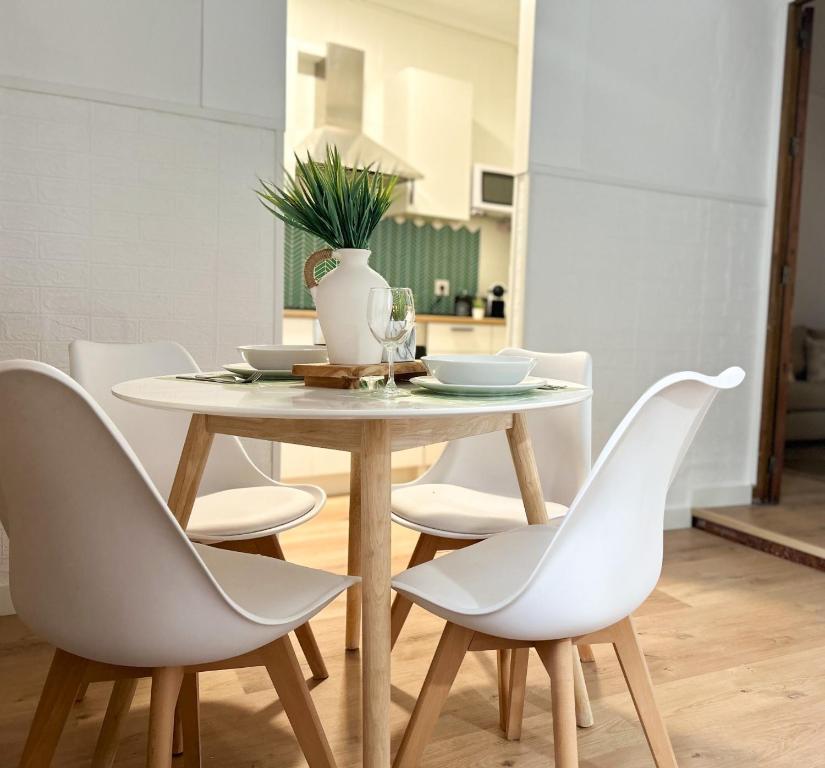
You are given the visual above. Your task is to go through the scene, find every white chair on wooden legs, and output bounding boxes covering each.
[389,349,592,735]
[390,367,744,768]
[70,340,328,682]
[0,360,355,768]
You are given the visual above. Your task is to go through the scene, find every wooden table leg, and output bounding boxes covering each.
[166,413,214,761]
[360,421,392,768]
[506,412,593,729]
[168,414,214,528]
[346,452,362,651]
[506,413,549,526]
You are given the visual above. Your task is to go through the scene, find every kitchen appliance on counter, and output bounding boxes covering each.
[454,290,473,317]
[486,284,506,318]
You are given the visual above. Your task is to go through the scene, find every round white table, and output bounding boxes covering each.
[113,376,593,768]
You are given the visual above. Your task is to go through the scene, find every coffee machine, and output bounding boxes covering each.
[485,283,506,318]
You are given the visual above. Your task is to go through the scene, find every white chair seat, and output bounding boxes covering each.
[186,486,318,543]
[392,525,561,629]
[194,544,355,627]
[391,483,568,539]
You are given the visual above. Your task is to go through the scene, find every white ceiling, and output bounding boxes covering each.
[362,0,520,46]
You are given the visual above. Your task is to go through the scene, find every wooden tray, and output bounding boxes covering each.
[292,360,427,389]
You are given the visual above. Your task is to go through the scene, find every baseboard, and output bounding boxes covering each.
[664,505,692,530]
[663,484,753,531]
[690,483,753,508]
[0,580,13,616]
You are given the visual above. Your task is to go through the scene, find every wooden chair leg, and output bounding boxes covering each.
[19,648,88,768]
[572,645,594,728]
[612,617,677,768]
[496,649,511,732]
[346,452,362,650]
[393,622,474,768]
[179,673,202,768]
[75,681,90,702]
[390,534,440,649]
[91,679,138,768]
[172,708,184,755]
[503,645,592,738]
[147,667,184,768]
[293,622,329,681]
[504,648,529,740]
[261,635,336,768]
[536,639,579,768]
[259,535,329,680]
[578,644,596,663]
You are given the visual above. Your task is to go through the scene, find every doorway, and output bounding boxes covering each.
[756,1,817,505]
[694,1,825,567]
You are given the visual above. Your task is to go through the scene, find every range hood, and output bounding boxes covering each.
[294,43,422,182]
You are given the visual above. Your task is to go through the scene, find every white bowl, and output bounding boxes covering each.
[421,354,536,386]
[237,345,328,370]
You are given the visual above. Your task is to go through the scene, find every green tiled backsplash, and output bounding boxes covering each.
[284,220,480,314]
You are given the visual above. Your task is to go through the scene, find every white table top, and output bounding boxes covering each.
[112,376,592,420]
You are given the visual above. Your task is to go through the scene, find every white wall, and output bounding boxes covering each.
[794,6,825,331]
[0,0,287,612]
[519,0,789,526]
[0,0,286,122]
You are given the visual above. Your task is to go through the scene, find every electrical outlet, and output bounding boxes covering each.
[434,279,450,296]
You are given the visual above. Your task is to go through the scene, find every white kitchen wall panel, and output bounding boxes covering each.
[0,0,203,106]
[521,0,790,527]
[0,0,288,614]
[0,88,277,372]
[0,87,281,602]
[202,0,287,123]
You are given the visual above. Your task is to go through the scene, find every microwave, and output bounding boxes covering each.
[471,164,515,216]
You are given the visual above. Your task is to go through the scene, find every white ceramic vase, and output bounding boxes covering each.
[314,248,388,364]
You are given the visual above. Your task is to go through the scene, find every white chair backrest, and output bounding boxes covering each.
[511,368,745,636]
[409,349,591,505]
[0,360,260,666]
[70,340,268,498]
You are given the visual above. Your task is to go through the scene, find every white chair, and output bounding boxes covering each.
[70,340,328,680]
[390,349,592,736]
[0,360,355,768]
[390,349,591,638]
[390,367,745,768]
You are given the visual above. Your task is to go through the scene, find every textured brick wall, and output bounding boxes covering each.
[0,85,280,579]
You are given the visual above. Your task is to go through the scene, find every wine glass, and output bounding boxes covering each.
[367,287,415,398]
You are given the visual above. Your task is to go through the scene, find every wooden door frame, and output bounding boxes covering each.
[756,0,815,503]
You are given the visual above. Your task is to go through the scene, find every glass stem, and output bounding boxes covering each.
[385,344,397,392]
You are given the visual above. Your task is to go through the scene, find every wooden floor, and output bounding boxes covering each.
[2,496,825,767]
[695,462,825,558]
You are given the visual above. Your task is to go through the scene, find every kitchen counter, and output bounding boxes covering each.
[283,308,506,326]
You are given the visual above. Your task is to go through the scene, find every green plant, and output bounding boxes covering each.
[473,296,485,308]
[257,145,398,250]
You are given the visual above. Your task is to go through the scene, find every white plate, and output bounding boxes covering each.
[223,363,301,380]
[410,375,548,396]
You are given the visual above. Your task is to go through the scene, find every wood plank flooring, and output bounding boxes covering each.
[2,496,825,767]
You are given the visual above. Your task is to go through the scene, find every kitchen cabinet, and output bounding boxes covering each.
[425,322,507,355]
[383,68,473,221]
[283,316,315,345]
